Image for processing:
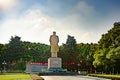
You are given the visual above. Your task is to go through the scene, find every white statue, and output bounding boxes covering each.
[49,31,59,57]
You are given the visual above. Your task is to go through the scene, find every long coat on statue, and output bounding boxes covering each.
[49,35,59,54]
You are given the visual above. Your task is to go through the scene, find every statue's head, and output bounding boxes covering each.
[53,31,56,35]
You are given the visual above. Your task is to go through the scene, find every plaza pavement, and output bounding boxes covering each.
[41,75,111,80]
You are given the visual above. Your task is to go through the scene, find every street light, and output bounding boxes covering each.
[2,60,7,72]
[77,64,80,71]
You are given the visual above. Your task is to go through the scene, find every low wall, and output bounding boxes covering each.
[25,62,48,73]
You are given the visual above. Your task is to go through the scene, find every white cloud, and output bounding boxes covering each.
[0,7,100,45]
[76,1,94,14]
[0,9,55,44]
[80,32,98,43]
[0,7,85,45]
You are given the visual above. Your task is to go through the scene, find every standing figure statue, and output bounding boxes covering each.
[49,31,59,57]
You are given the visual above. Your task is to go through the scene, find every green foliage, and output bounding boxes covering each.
[98,22,120,48]
[0,44,5,66]
[66,35,77,51]
[94,22,120,73]
[5,36,24,61]
[63,35,78,62]
[14,60,26,70]
[107,46,120,60]
[77,43,97,71]
[22,41,50,62]
[59,35,78,70]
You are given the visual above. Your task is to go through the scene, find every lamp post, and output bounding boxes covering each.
[77,63,81,74]
[2,60,7,72]
[77,64,80,71]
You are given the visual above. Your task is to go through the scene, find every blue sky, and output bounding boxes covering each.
[0,0,120,45]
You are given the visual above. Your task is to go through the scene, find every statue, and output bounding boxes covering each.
[49,31,59,57]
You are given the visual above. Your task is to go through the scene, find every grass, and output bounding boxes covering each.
[0,73,31,80]
[100,74,120,77]
[88,74,120,79]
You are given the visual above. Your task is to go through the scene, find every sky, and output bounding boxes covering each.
[0,0,120,45]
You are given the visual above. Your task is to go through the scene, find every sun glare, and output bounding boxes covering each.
[0,0,17,10]
[0,0,10,5]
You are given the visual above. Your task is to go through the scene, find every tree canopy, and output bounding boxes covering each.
[93,22,120,73]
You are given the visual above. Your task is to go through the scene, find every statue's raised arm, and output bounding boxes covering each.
[49,31,59,57]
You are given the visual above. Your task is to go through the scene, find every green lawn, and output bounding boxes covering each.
[99,74,120,77]
[89,74,120,77]
[0,74,31,80]
[88,74,120,79]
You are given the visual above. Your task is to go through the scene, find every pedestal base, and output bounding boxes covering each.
[48,57,62,69]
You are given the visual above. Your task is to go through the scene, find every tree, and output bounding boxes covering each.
[93,22,120,73]
[77,43,97,72]
[5,36,23,62]
[59,35,78,71]
[22,41,50,62]
[106,46,120,73]
[0,44,6,67]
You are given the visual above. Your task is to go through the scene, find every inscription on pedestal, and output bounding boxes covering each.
[48,57,61,69]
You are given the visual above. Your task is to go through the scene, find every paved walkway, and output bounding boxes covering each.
[41,75,111,80]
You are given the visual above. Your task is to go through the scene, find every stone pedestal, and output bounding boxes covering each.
[48,57,62,69]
